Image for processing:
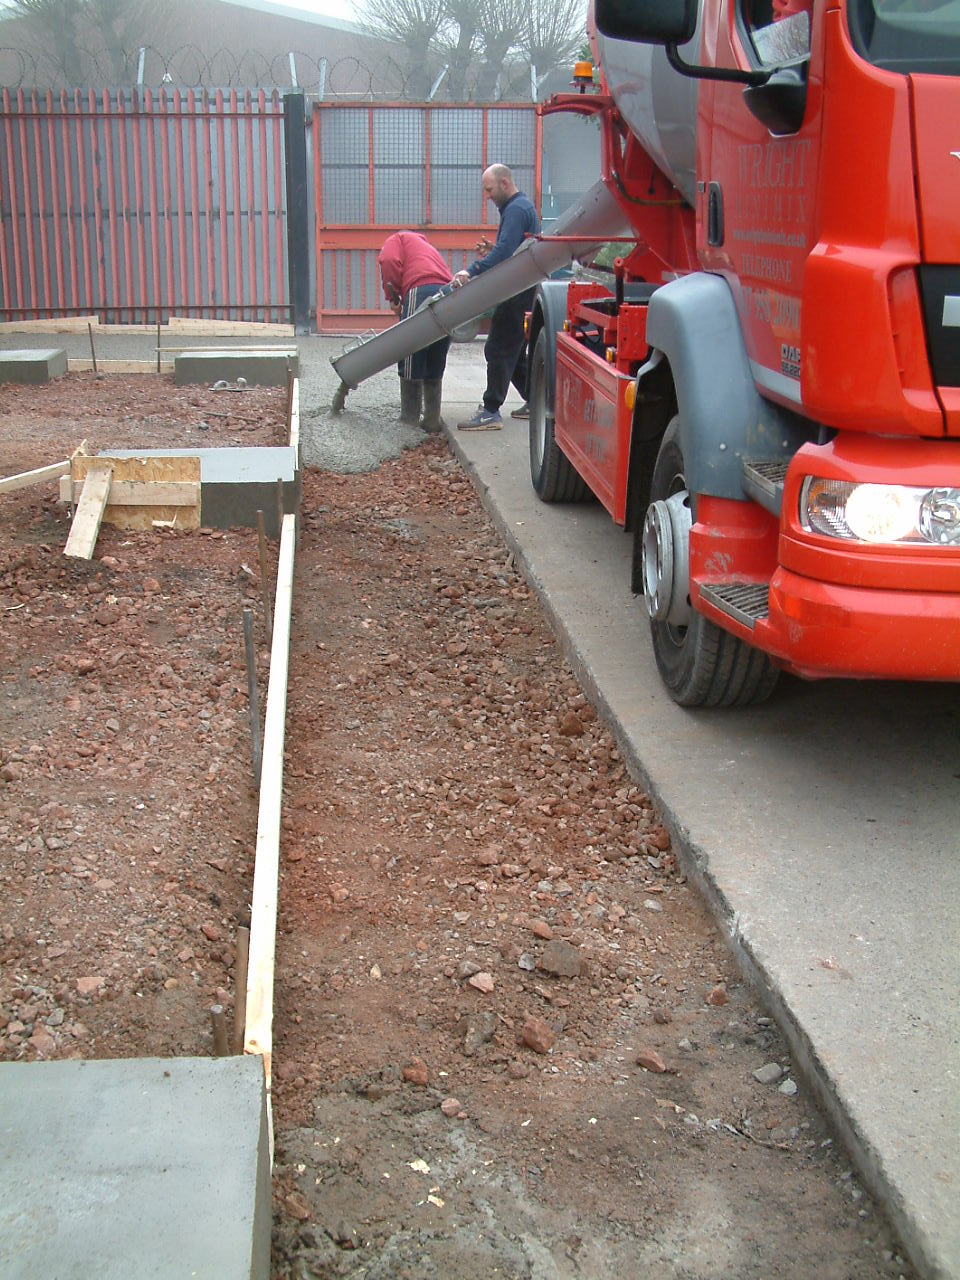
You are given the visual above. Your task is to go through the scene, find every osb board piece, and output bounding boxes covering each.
[70,452,201,532]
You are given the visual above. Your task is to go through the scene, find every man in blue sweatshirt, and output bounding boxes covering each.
[452,164,539,431]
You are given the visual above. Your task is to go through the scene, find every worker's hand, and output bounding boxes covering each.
[452,270,470,288]
[390,301,401,317]
[475,236,492,257]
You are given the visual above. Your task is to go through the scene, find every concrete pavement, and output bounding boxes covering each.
[3,327,958,1279]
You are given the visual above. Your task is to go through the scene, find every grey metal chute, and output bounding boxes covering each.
[330,179,633,409]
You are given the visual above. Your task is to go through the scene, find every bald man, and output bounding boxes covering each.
[452,164,539,431]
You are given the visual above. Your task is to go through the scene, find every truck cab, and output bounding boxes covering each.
[528,0,960,704]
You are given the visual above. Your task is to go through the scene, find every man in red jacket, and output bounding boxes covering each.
[378,231,453,433]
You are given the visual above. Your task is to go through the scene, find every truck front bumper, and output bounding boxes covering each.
[757,568,960,681]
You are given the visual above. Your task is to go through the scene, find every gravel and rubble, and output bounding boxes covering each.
[0,371,914,1280]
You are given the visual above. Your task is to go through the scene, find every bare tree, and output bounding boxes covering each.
[473,0,526,99]
[6,0,183,84]
[354,0,587,101]
[357,0,447,97]
[435,0,482,101]
[6,0,86,83]
[520,0,587,77]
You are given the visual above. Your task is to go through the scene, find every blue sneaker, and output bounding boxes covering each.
[457,405,502,431]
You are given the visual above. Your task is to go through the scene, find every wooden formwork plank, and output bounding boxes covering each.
[244,511,296,1105]
[64,466,112,559]
[59,477,199,507]
[167,317,295,337]
[0,316,99,335]
[0,460,70,494]
[67,359,176,374]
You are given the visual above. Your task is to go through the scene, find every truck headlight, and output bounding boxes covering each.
[799,478,960,546]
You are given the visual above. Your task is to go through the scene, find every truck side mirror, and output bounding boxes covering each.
[594,0,697,45]
[595,0,770,87]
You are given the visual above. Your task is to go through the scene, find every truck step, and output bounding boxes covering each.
[699,581,769,630]
[741,459,789,516]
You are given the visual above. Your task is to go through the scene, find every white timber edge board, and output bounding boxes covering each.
[159,345,299,354]
[243,510,297,1159]
[0,317,294,337]
[0,460,70,494]
[68,359,176,374]
[289,377,300,457]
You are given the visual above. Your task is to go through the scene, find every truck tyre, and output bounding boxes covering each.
[644,421,779,708]
[529,330,589,503]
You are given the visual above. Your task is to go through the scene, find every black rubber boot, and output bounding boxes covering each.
[420,380,446,434]
[399,378,422,425]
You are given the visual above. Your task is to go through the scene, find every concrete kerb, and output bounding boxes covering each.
[444,427,933,1280]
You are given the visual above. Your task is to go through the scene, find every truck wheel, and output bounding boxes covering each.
[529,330,589,503]
[643,422,779,707]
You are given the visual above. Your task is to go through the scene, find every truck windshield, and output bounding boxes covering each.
[848,0,960,74]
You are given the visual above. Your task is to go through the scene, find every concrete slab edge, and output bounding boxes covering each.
[447,433,939,1280]
[0,1055,272,1280]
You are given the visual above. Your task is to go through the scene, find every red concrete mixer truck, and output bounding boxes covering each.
[331,0,960,706]
[524,0,960,705]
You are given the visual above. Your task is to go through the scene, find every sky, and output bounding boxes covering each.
[260,0,363,23]
[0,0,364,21]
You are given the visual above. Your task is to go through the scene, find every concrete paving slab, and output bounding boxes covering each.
[0,347,68,383]
[174,348,299,386]
[0,1055,271,1280]
[107,446,300,537]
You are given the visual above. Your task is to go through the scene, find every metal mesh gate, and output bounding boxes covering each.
[314,102,540,332]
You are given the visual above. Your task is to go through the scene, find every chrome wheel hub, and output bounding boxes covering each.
[642,490,692,626]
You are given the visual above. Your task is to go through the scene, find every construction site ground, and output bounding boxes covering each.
[0,331,946,1280]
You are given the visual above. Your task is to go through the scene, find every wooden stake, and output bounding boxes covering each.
[210,1004,229,1057]
[276,478,284,541]
[243,607,262,786]
[87,321,98,373]
[232,925,250,1055]
[257,510,274,643]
